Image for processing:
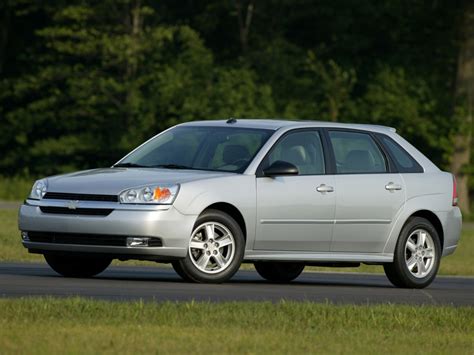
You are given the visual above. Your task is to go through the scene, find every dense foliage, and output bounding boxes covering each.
[0,0,472,211]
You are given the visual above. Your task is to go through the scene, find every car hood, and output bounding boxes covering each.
[45,168,233,195]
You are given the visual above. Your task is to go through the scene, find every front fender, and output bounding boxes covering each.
[173,175,257,249]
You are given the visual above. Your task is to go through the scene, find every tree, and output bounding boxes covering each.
[360,66,444,159]
[0,0,274,176]
[306,51,356,122]
[0,0,212,174]
[1,2,215,174]
[451,1,474,214]
[234,0,255,54]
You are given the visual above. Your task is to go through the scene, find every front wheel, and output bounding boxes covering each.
[172,261,193,282]
[384,217,441,289]
[254,262,305,283]
[175,209,245,283]
[44,254,111,278]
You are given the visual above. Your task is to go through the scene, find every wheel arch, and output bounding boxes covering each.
[384,207,445,254]
[201,202,247,240]
[408,210,444,248]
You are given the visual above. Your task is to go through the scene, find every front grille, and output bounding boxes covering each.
[43,192,118,202]
[27,231,163,247]
[40,206,113,216]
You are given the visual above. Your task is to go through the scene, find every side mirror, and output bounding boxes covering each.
[263,160,299,177]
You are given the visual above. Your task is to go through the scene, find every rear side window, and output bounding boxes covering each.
[378,134,423,173]
[328,130,387,174]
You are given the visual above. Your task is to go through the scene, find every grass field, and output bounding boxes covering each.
[2,209,473,276]
[0,298,472,354]
[0,177,33,201]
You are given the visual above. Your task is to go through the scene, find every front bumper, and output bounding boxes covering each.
[18,200,197,259]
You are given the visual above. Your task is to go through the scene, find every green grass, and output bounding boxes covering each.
[0,177,33,201]
[2,208,474,275]
[0,209,41,262]
[0,209,42,262]
[0,298,472,354]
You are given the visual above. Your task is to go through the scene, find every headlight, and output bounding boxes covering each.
[29,180,48,200]
[119,184,179,204]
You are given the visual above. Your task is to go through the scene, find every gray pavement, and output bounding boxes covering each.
[0,263,472,305]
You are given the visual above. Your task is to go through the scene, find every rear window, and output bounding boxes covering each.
[377,134,423,173]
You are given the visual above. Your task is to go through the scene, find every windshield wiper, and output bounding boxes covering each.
[113,162,150,168]
[153,164,195,170]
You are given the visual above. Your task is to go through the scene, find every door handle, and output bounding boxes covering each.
[316,184,334,193]
[385,182,402,191]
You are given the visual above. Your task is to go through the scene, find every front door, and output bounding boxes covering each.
[255,130,336,251]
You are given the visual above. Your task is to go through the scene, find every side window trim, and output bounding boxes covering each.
[256,128,329,177]
[368,132,397,173]
[323,128,396,175]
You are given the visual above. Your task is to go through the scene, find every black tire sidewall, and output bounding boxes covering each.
[393,217,441,288]
[254,262,305,283]
[172,261,193,282]
[44,254,111,278]
[179,209,245,283]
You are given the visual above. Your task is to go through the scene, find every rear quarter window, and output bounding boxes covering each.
[377,134,423,173]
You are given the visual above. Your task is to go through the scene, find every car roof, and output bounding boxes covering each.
[180,119,396,133]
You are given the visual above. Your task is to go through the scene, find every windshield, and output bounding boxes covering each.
[116,126,273,173]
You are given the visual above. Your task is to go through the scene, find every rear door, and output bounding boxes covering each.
[326,129,406,253]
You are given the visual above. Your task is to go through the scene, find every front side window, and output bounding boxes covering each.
[264,130,325,175]
[329,130,387,174]
[118,126,273,173]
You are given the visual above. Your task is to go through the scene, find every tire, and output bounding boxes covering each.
[254,262,305,283]
[384,217,441,289]
[44,254,112,278]
[175,209,245,283]
[172,261,192,282]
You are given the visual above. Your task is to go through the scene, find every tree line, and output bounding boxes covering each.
[0,0,472,213]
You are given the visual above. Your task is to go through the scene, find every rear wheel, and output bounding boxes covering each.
[44,254,111,278]
[175,209,245,283]
[254,262,305,283]
[384,217,441,289]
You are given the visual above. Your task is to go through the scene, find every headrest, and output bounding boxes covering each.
[282,145,307,165]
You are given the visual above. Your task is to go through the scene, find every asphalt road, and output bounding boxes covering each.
[0,262,472,306]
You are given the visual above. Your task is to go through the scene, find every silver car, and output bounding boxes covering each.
[19,119,462,288]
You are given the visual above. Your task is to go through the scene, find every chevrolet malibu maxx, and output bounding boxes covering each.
[18,119,462,288]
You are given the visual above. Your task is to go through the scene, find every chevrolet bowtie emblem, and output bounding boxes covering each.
[67,200,79,210]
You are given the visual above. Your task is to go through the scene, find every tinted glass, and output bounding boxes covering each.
[329,131,387,174]
[379,135,423,173]
[265,131,325,175]
[119,126,272,173]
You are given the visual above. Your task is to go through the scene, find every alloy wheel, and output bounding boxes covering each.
[404,228,436,278]
[188,222,235,274]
